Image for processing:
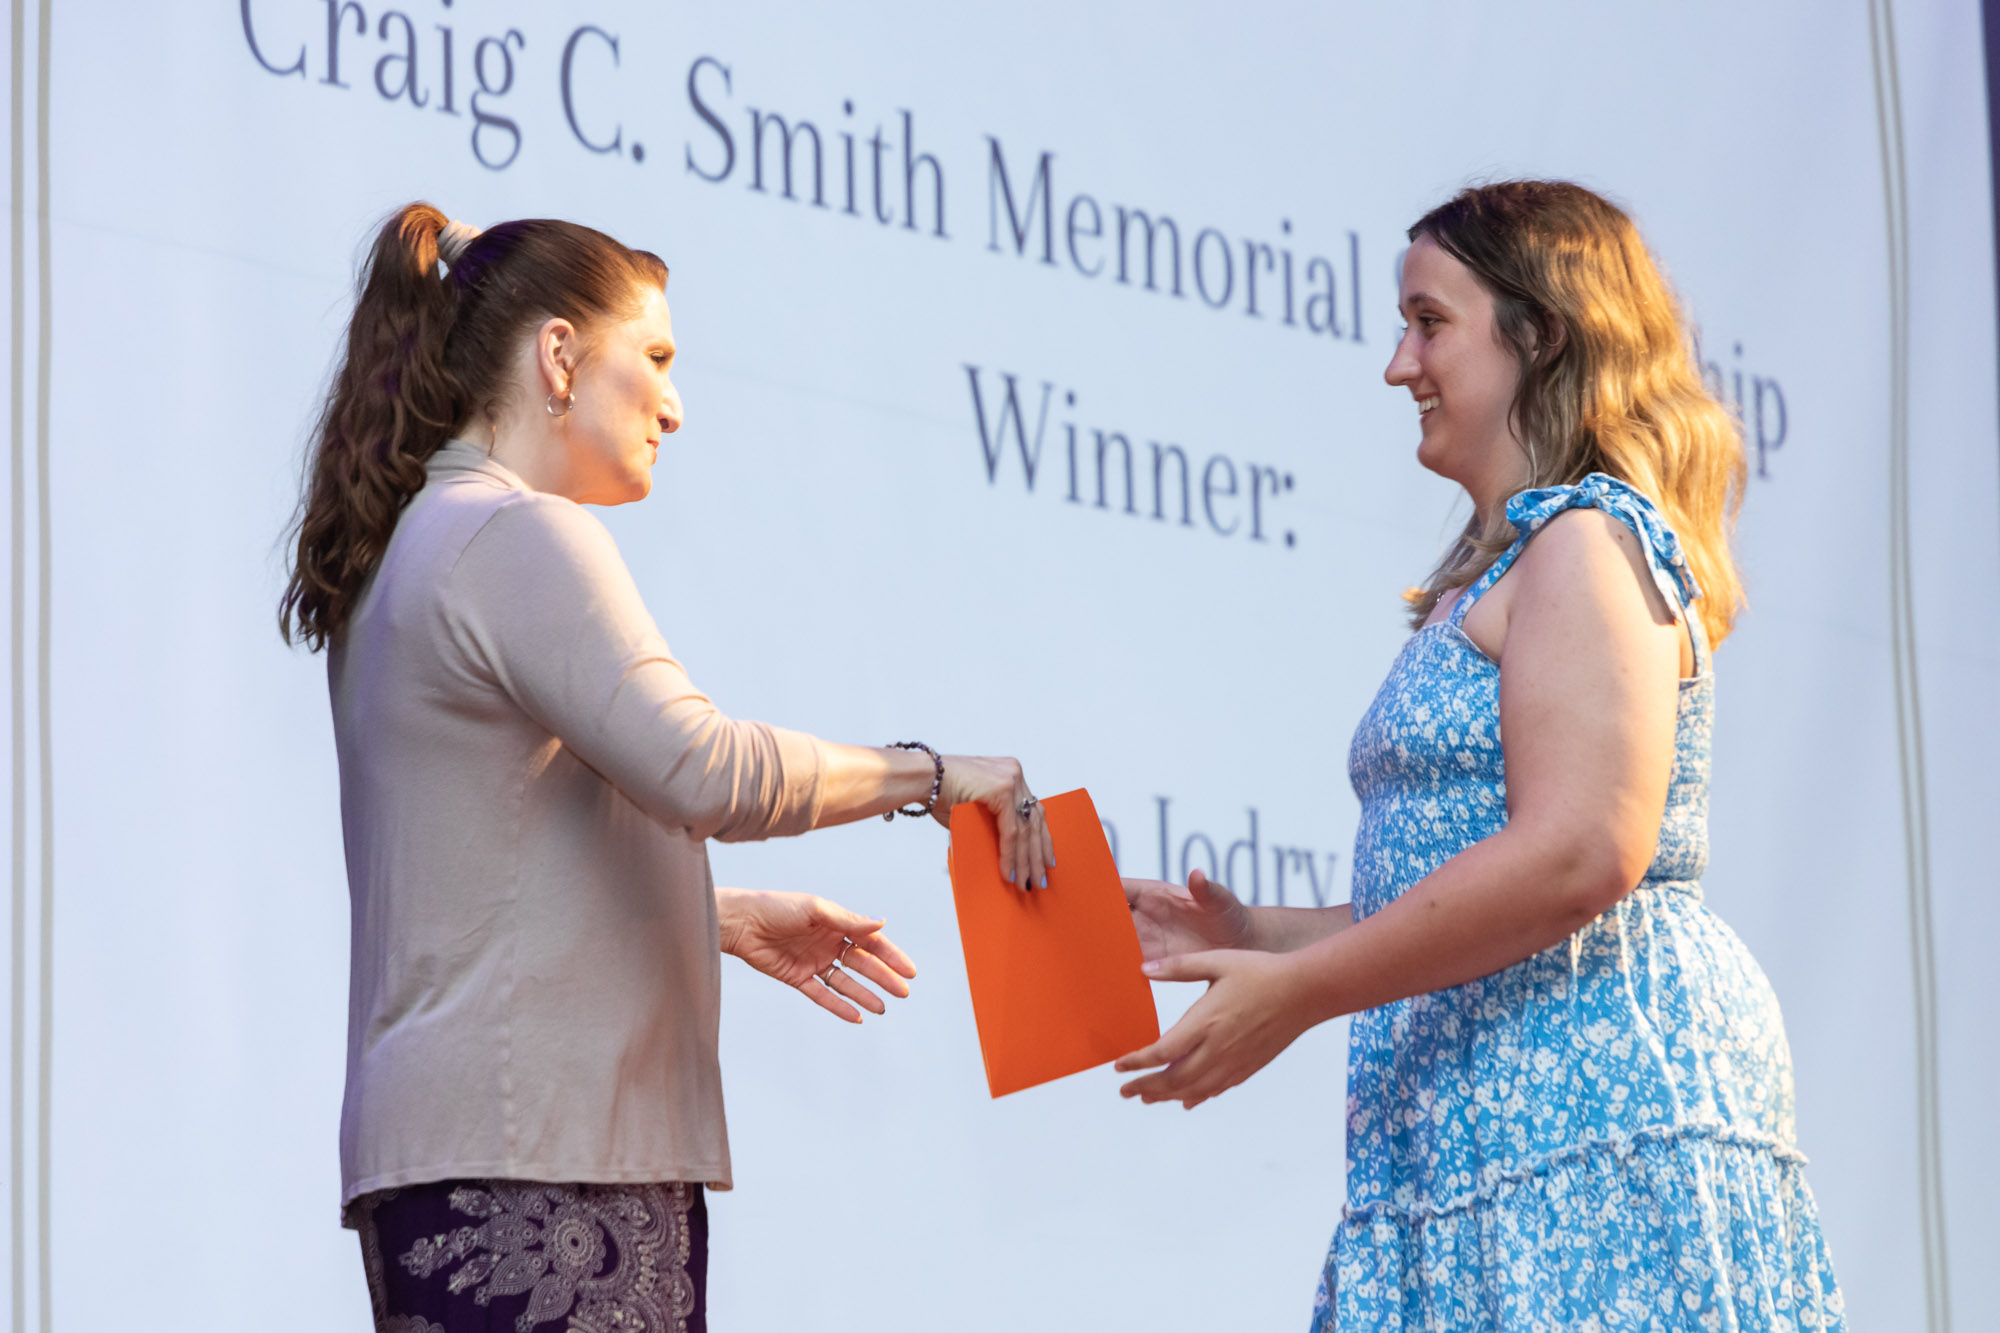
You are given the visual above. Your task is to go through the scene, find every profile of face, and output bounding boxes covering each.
[1384,234,1529,507]
[546,285,683,506]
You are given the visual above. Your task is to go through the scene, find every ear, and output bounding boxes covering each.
[1536,312,1568,363]
[533,316,580,396]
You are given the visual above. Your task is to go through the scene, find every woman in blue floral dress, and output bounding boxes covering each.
[1118,182,1845,1330]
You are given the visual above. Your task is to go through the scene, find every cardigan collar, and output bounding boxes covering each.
[426,437,531,491]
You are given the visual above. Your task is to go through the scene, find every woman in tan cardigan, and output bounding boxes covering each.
[281,204,1050,1333]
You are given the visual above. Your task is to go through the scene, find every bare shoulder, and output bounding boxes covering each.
[1508,506,1675,627]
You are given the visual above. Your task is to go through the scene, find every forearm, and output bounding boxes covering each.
[1287,829,1627,1024]
[1245,903,1354,952]
[805,742,938,828]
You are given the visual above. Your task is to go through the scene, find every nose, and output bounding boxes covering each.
[659,380,683,434]
[1384,327,1420,388]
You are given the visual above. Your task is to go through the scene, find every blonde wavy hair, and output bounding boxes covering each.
[1403,181,1747,648]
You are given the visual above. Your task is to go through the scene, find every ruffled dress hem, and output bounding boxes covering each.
[1319,1127,1845,1332]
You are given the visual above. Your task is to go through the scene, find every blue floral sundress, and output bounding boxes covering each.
[1314,476,1845,1332]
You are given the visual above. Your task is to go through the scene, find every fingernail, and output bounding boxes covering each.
[1038,875,1048,889]
[1142,961,1160,975]
[1005,869,1015,883]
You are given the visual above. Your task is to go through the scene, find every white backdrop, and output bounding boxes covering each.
[1,2,1995,1330]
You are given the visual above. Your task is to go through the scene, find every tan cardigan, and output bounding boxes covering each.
[330,440,828,1215]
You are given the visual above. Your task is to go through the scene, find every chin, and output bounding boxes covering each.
[587,473,652,507]
[1414,431,1452,478]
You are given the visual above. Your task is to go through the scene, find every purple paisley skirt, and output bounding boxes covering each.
[352,1180,708,1333]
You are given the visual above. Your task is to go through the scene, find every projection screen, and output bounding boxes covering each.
[2,2,1994,1330]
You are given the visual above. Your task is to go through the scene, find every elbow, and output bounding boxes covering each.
[1548,834,1653,926]
[652,730,768,844]
[708,805,778,843]
[675,720,818,844]
[681,761,781,844]
[687,795,747,844]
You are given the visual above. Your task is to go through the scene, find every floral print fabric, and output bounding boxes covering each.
[1314,475,1845,1331]
[355,1179,705,1333]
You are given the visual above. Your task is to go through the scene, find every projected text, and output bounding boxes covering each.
[965,367,1300,549]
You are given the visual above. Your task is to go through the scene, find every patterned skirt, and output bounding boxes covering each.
[352,1179,707,1333]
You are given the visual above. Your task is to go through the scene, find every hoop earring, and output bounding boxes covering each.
[546,391,575,418]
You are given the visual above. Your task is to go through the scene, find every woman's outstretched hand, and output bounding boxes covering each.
[715,887,917,1024]
[1113,948,1316,1110]
[1124,869,1253,960]
[936,755,1053,891]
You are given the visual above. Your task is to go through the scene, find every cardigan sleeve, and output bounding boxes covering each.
[442,492,828,842]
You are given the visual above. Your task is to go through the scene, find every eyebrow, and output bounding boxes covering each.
[1399,291,1442,312]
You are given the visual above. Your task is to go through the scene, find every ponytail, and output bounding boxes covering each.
[280,203,667,650]
[281,203,459,650]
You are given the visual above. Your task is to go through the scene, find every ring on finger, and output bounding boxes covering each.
[1017,794,1038,821]
[818,962,842,986]
[836,937,855,967]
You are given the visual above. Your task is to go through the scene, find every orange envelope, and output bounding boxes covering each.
[947,788,1159,1098]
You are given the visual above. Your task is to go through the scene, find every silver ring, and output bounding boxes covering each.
[818,962,841,986]
[1018,794,1038,821]
[836,938,855,967]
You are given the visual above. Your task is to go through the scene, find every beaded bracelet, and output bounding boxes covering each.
[883,741,944,820]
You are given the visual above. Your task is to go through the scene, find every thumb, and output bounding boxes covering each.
[1187,869,1237,908]
[1141,950,1227,984]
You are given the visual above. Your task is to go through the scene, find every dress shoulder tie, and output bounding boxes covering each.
[1450,472,1704,640]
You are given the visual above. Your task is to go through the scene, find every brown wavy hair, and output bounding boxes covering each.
[279,202,668,650]
[1403,181,1747,648]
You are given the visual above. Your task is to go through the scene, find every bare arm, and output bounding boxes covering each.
[805,743,944,827]
[810,747,1051,888]
[1117,508,1684,1106]
[1246,903,1356,952]
[1296,508,1681,1006]
[1124,870,1353,959]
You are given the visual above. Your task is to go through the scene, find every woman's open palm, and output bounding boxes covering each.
[1123,870,1253,961]
[719,889,918,1023]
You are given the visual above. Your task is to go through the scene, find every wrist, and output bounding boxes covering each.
[713,885,755,956]
[882,741,943,821]
[1284,934,1350,1025]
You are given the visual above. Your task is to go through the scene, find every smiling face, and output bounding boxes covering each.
[560,285,683,505]
[1384,234,1530,513]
